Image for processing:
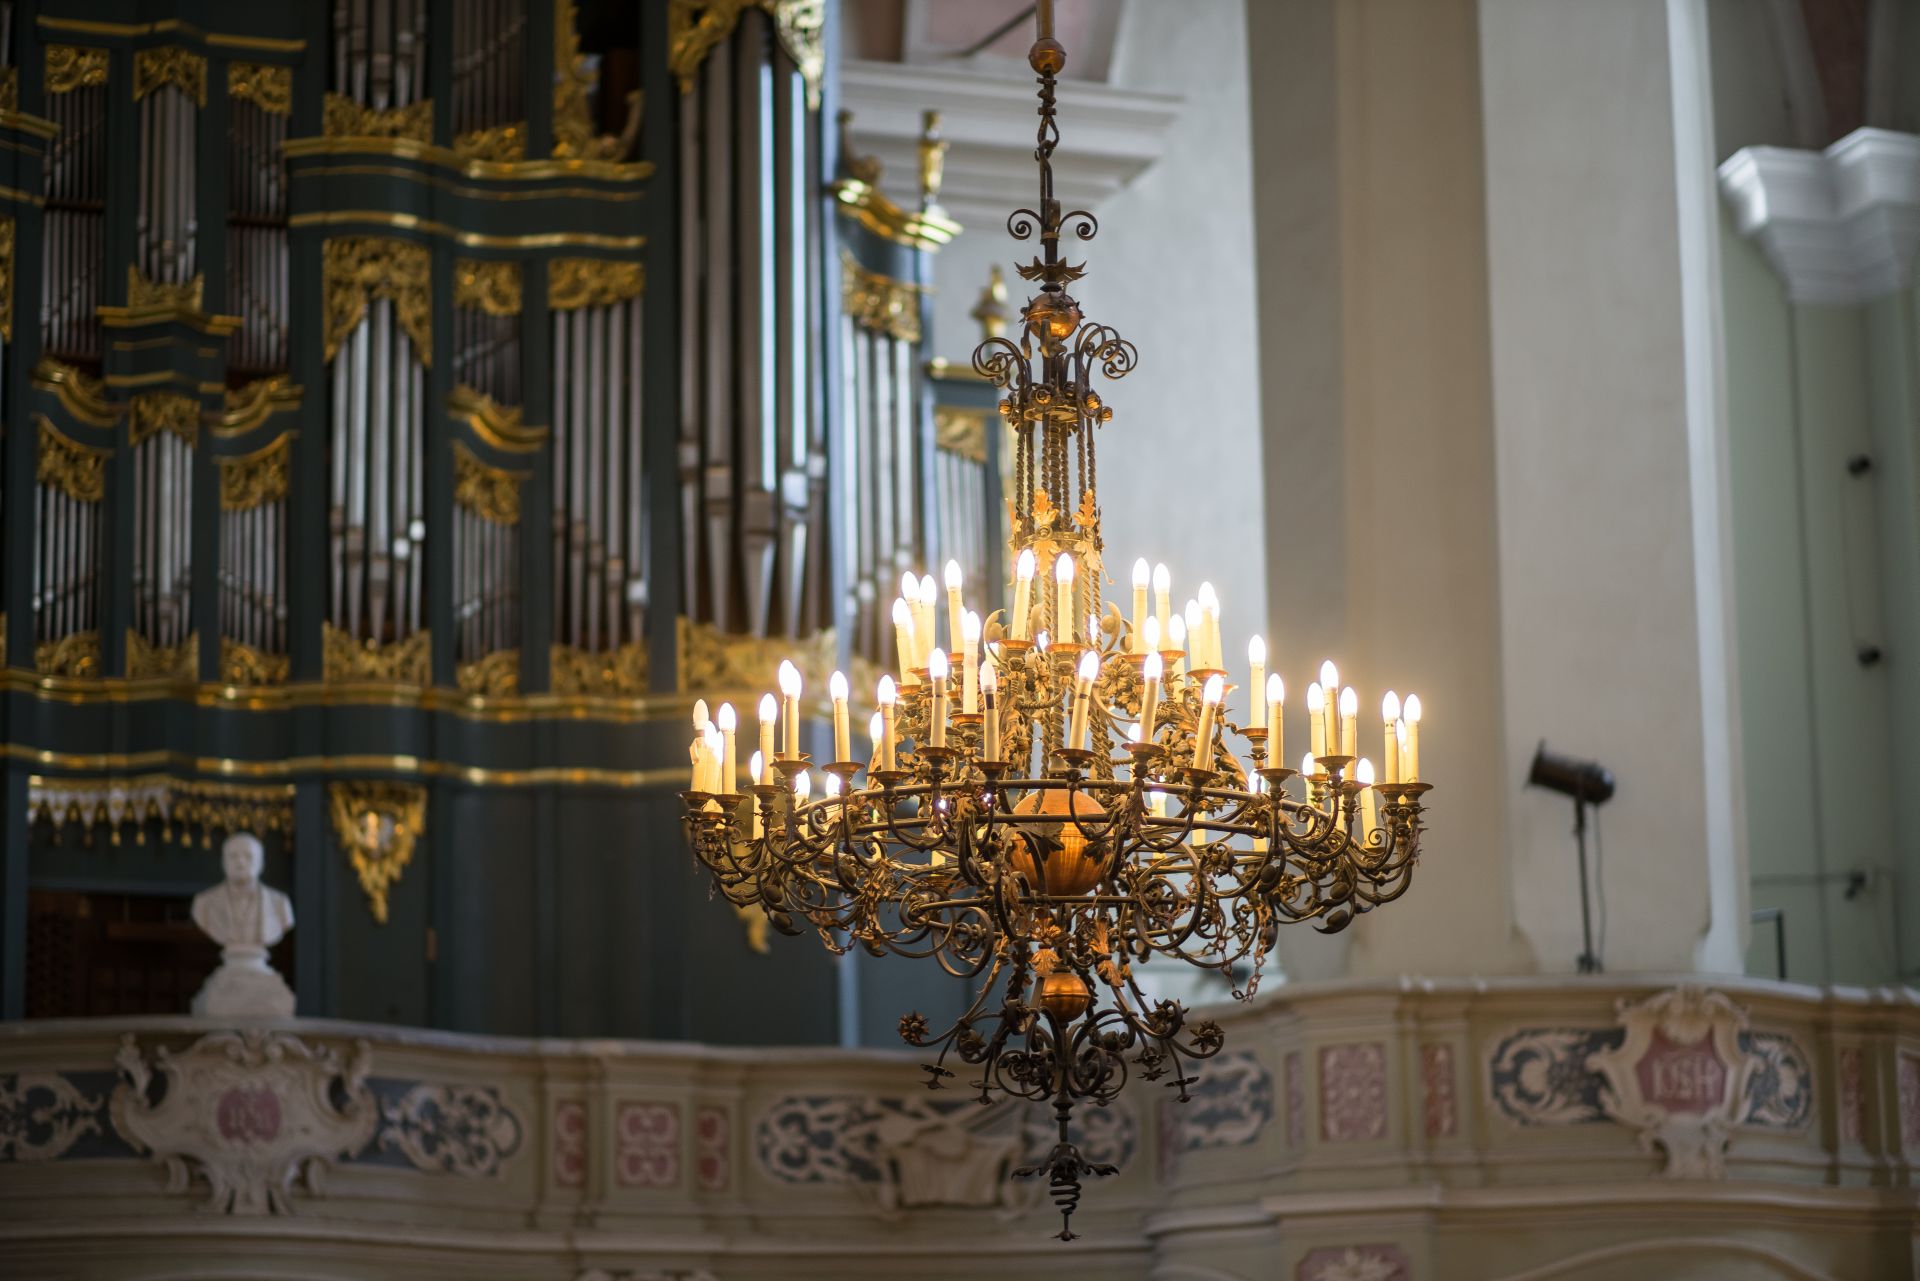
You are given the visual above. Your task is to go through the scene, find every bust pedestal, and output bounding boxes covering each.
[191,943,295,1018]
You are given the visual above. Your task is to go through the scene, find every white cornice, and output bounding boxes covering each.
[1717,127,1920,305]
[838,59,1180,227]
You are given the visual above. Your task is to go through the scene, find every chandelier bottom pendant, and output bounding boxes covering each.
[682,0,1431,1241]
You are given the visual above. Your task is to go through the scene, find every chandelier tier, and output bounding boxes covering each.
[682,3,1431,1240]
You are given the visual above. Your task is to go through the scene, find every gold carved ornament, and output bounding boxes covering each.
[453,258,522,316]
[34,359,117,427]
[34,632,102,678]
[27,774,292,848]
[322,237,431,365]
[669,0,823,108]
[553,0,643,161]
[129,391,201,448]
[934,406,988,464]
[549,642,648,697]
[217,377,301,436]
[456,649,520,697]
[219,433,293,510]
[46,46,108,94]
[322,622,432,685]
[452,440,526,526]
[453,122,526,163]
[227,62,292,114]
[127,264,206,312]
[126,629,198,680]
[448,385,547,453]
[132,47,206,106]
[0,67,18,111]
[0,216,13,342]
[328,781,426,925]
[322,93,433,141]
[677,618,837,694]
[547,257,644,310]
[36,415,109,503]
[220,638,290,686]
[841,254,922,343]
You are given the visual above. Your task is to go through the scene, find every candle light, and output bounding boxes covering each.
[1318,660,1338,755]
[1013,548,1036,640]
[928,649,949,748]
[1395,718,1410,784]
[1381,691,1401,783]
[1131,559,1150,653]
[868,711,884,773]
[1139,651,1163,742]
[1248,635,1266,728]
[1193,674,1224,768]
[1404,693,1421,781]
[944,558,965,654]
[878,675,898,772]
[892,598,919,684]
[1142,614,1160,655]
[778,660,802,757]
[1301,752,1319,806]
[1356,757,1378,838]
[1068,649,1099,750]
[1168,614,1187,681]
[1035,629,1050,652]
[795,769,811,802]
[962,610,981,714]
[1339,685,1358,758]
[829,671,850,762]
[1153,562,1171,639]
[1266,673,1285,765]
[981,660,1000,761]
[1307,682,1326,757]
[1054,553,1076,644]
[717,702,738,793]
[917,573,938,664]
[1197,582,1220,669]
[757,692,777,774]
[703,726,723,794]
[748,750,765,836]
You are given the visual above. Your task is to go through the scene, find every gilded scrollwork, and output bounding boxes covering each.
[129,391,201,448]
[34,632,102,678]
[547,257,645,310]
[217,377,301,435]
[448,385,547,453]
[36,415,109,503]
[132,47,207,106]
[554,0,643,161]
[0,67,17,111]
[227,62,292,114]
[323,237,432,365]
[46,46,108,94]
[127,264,206,312]
[669,1,823,108]
[35,360,118,427]
[328,781,427,925]
[456,650,521,697]
[453,122,527,163]
[842,254,922,343]
[677,618,837,694]
[452,441,526,526]
[549,642,649,697]
[0,217,13,341]
[219,638,290,687]
[219,433,293,511]
[322,92,433,141]
[322,622,432,685]
[126,629,198,681]
[454,259,523,316]
[934,407,988,464]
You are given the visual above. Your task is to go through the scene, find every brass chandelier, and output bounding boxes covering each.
[683,3,1431,1240]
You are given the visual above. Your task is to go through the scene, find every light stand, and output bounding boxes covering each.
[1527,742,1615,975]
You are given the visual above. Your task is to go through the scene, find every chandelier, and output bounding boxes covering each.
[682,3,1431,1240]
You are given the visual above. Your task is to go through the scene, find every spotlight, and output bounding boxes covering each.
[1525,741,1616,975]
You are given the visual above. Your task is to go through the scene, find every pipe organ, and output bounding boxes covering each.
[1,0,996,1045]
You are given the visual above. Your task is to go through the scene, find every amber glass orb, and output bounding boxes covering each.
[1007,788,1110,895]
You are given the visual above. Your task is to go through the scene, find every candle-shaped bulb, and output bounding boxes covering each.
[1202,673,1224,706]
[1356,757,1375,786]
[1153,563,1170,594]
[1184,599,1201,632]
[829,671,848,703]
[901,571,919,602]
[919,573,937,608]
[1339,685,1358,719]
[928,648,948,680]
[1382,690,1401,723]
[1267,672,1285,704]
[944,558,962,591]
[795,770,811,801]
[1306,680,1326,757]
[1077,649,1101,685]
[963,610,981,643]
[1169,615,1186,648]
[1307,682,1324,714]
[1319,659,1338,693]
[716,702,736,732]
[829,670,851,760]
[778,660,801,698]
[825,772,842,797]
[1198,581,1218,610]
[869,711,884,747]
[759,692,777,722]
[1302,752,1318,777]
[1144,651,1163,682]
[1056,554,1075,583]
[878,674,897,706]
[1132,558,1150,589]
[892,597,912,626]
[692,698,710,729]
[1143,615,1160,651]
[1017,548,1036,581]
[980,659,997,695]
[1404,693,1422,724]
[1248,634,1265,667]
[749,749,764,784]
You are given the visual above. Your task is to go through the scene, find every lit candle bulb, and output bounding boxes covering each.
[1395,718,1410,784]
[917,573,938,664]
[825,771,842,798]
[1183,599,1201,666]
[1301,752,1320,806]
[1168,614,1188,681]
[1152,563,1171,640]
[1249,769,1267,852]
[1381,691,1401,783]
[981,660,1000,761]
[878,675,898,772]
[1012,548,1036,640]
[1143,614,1160,655]
[1306,682,1326,757]
[1339,685,1358,758]
[1404,694,1422,782]
[944,558,965,654]
[1068,648,1100,751]
[1035,629,1050,653]
[704,726,723,794]
[1139,651,1163,742]
[1266,673,1285,765]
[1193,674,1224,769]
[1197,582,1220,670]
[1247,635,1267,728]
[795,769,811,802]
[928,649,949,748]
[757,692,777,774]
[717,702,738,794]
[829,671,851,762]
[868,711,884,773]
[748,750,765,836]
[1318,660,1339,755]
[778,660,802,757]
[1131,559,1150,653]
[1356,757,1378,838]
[1054,553,1076,644]
[892,597,919,684]
[962,610,981,714]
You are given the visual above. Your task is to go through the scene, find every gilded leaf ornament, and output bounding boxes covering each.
[448,385,548,453]
[453,122,527,163]
[677,618,837,694]
[669,1,823,108]
[452,441,526,526]
[127,265,206,312]
[227,62,292,114]
[841,254,921,343]
[549,642,649,696]
[454,259,523,316]
[456,650,521,697]
[129,391,201,448]
[34,632,102,678]
[548,257,644,310]
[323,237,432,366]
[0,67,18,111]
[553,0,642,161]
[127,629,198,681]
[46,47,108,94]
[219,434,293,511]
[217,377,301,435]
[321,622,432,684]
[328,782,427,926]
[323,93,433,141]
[35,359,117,427]
[36,415,109,503]
[132,47,207,106]
[219,639,290,687]
[934,407,988,464]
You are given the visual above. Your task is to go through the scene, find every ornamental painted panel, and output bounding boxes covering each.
[615,1101,681,1188]
[1297,1243,1411,1281]
[1420,1043,1457,1140]
[1837,1048,1864,1145]
[1587,987,1756,1178]
[0,1073,105,1161]
[376,1083,523,1177]
[1898,1052,1920,1149]
[554,1099,588,1189]
[695,1105,730,1193]
[1742,1031,1814,1131]
[1319,1043,1388,1144]
[1169,1051,1274,1153]
[1286,1051,1305,1149]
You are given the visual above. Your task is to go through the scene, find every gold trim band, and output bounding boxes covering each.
[289,209,647,251]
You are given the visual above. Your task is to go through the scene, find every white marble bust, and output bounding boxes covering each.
[190,833,296,1018]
